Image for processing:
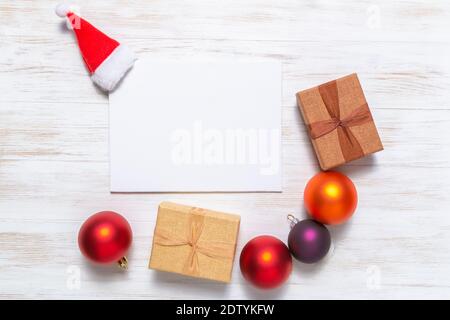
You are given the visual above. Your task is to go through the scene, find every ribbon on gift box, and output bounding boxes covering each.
[153,208,236,275]
[308,80,373,162]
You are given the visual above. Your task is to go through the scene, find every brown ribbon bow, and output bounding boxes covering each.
[308,80,373,162]
[154,209,235,275]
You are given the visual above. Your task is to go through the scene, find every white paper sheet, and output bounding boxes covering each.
[109,58,281,192]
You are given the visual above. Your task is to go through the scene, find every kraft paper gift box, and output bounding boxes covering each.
[296,73,383,170]
[149,202,240,283]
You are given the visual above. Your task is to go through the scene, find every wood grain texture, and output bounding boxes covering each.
[1,0,450,299]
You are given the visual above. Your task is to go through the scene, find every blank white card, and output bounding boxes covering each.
[109,58,281,192]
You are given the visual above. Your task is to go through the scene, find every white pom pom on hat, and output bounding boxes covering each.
[54,3,136,92]
[55,3,73,18]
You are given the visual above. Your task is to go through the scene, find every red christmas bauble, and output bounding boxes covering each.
[240,235,292,289]
[304,171,357,225]
[78,211,132,268]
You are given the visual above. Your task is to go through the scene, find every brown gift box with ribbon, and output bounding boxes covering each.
[149,202,240,283]
[296,73,383,170]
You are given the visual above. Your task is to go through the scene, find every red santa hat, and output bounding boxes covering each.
[55,3,136,92]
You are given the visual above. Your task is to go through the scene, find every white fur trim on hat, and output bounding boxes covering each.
[91,45,137,92]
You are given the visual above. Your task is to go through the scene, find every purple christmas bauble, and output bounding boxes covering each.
[288,219,331,264]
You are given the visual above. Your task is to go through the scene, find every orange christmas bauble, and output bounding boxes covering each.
[304,171,357,225]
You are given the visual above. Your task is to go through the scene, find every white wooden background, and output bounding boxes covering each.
[1,0,450,300]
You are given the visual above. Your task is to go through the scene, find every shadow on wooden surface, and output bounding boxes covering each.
[151,269,231,298]
[241,277,288,300]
